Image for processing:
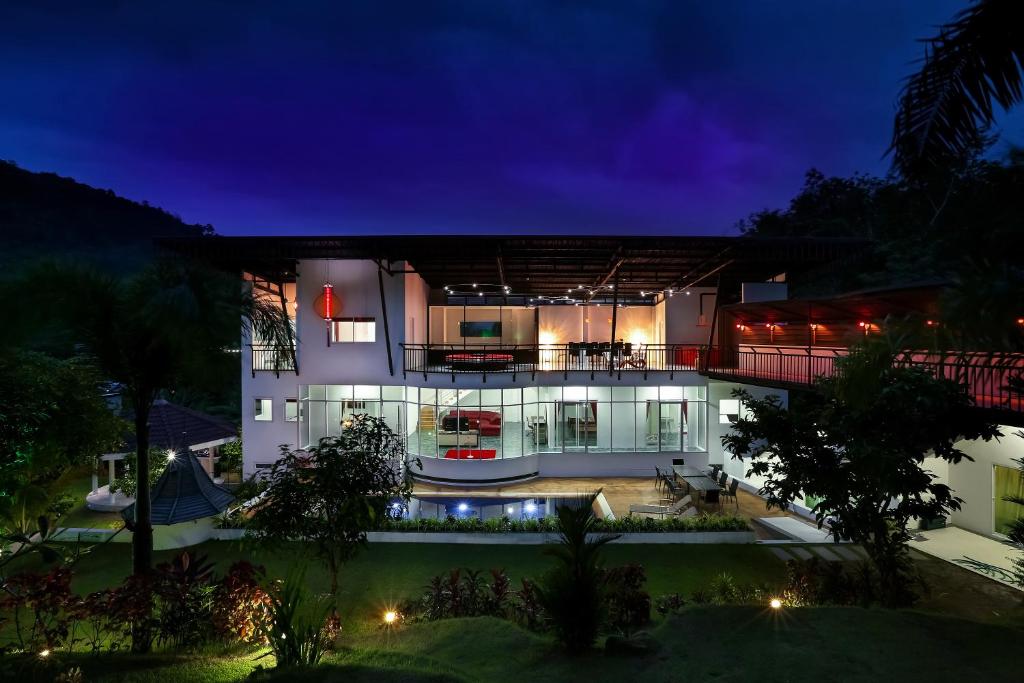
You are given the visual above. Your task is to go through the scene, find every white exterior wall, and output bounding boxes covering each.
[238,258,731,479]
[944,427,1024,537]
[663,287,717,345]
[242,259,421,474]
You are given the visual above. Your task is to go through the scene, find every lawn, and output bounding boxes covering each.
[45,608,1022,682]
[58,540,788,635]
[52,470,123,530]
[7,540,1022,682]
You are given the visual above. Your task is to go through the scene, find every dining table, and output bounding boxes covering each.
[672,465,720,492]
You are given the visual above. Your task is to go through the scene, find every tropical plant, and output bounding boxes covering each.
[604,564,650,637]
[211,561,273,644]
[262,570,338,669]
[109,448,169,499]
[723,334,1000,607]
[536,491,619,652]
[247,413,418,597]
[8,257,294,600]
[152,551,216,648]
[891,0,1024,178]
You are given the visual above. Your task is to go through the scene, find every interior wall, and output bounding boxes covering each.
[430,305,536,345]
[403,269,429,345]
[539,305,655,344]
[664,287,716,345]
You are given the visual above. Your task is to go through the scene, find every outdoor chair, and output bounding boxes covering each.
[718,471,728,487]
[702,488,721,509]
[708,464,722,478]
[721,478,740,509]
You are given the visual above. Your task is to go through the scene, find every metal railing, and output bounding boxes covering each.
[703,345,1024,415]
[401,343,707,378]
[250,344,296,377]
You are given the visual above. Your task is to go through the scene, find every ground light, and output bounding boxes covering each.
[769,598,782,610]
[383,610,398,625]
[39,649,51,659]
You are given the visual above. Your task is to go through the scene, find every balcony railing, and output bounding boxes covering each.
[401,343,707,378]
[703,345,1024,416]
[250,344,296,377]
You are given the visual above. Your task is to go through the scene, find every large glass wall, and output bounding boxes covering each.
[301,384,707,458]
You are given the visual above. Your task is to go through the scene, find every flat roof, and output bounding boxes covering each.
[161,234,865,302]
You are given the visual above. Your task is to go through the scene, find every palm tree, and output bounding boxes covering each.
[11,259,292,581]
[891,0,1024,178]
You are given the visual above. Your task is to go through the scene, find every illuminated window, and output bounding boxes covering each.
[330,317,376,343]
[720,399,745,424]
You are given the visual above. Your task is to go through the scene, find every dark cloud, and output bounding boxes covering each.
[3,0,1012,235]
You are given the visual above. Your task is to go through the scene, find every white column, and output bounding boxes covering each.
[108,459,116,502]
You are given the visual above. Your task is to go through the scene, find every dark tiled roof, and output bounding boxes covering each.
[126,399,237,453]
[122,451,234,525]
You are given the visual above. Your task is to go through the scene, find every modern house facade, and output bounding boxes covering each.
[168,235,1023,544]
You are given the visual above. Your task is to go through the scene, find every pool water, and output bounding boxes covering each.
[395,495,565,521]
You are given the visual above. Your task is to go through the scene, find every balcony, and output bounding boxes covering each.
[250,344,296,377]
[401,343,707,380]
[703,345,1024,420]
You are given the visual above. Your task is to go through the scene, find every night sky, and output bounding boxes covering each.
[3,1,1017,236]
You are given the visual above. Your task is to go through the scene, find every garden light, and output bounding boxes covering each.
[769,598,782,610]
[166,449,176,461]
[525,503,537,514]
[384,610,398,624]
[458,503,468,512]
[39,649,50,658]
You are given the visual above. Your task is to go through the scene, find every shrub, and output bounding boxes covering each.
[153,551,216,648]
[211,561,273,644]
[408,568,515,621]
[653,593,687,616]
[0,566,76,651]
[604,564,650,636]
[262,571,338,669]
[783,557,881,606]
[687,573,771,606]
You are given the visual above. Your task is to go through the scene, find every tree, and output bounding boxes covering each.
[722,335,1000,606]
[8,260,293,592]
[247,414,418,597]
[536,491,618,652]
[0,350,124,533]
[891,0,1024,178]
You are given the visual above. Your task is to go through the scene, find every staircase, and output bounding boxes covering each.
[419,406,436,432]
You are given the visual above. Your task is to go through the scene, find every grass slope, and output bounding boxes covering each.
[57,608,1019,683]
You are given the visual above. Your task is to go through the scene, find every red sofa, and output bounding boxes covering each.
[443,410,502,436]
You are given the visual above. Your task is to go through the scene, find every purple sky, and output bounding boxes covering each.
[2,1,1019,235]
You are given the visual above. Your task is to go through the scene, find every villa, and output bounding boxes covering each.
[167,235,1023,551]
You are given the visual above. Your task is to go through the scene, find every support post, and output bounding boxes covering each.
[608,270,619,375]
[378,265,395,376]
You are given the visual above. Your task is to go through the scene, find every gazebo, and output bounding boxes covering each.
[87,400,238,512]
[119,449,235,549]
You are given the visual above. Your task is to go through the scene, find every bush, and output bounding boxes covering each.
[153,551,216,648]
[604,564,650,636]
[262,571,339,669]
[373,512,749,534]
[405,568,516,621]
[653,593,687,616]
[688,572,771,606]
[211,561,273,644]
[783,557,879,606]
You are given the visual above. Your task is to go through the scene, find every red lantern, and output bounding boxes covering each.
[313,284,339,320]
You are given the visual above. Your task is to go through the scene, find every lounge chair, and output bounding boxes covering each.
[629,494,693,519]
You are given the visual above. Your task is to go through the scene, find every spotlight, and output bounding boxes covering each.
[525,503,537,514]
[384,610,398,624]
[769,598,782,610]
[39,649,51,659]
[458,503,468,512]
[166,450,176,461]
[507,506,514,514]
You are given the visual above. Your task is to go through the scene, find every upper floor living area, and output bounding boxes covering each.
[164,234,859,385]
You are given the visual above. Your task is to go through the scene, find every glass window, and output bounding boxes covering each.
[995,464,1024,536]
[659,385,684,401]
[285,398,298,422]
[330,317,376,343]
[720,399,741,424]
[612,386,634,402]
[254,398,272,421]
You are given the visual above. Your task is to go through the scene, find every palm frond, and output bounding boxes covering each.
[890,0,1024,177]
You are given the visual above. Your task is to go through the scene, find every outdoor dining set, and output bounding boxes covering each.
[628,460,740,518]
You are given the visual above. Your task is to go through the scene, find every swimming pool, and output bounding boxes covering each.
[394,495,565,521]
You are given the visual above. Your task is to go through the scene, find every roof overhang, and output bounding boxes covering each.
[160,234,866,304]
